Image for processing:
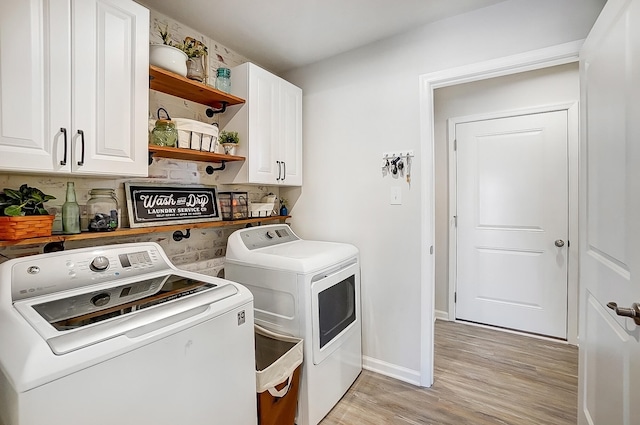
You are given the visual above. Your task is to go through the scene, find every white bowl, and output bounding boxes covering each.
[149,44,188,77]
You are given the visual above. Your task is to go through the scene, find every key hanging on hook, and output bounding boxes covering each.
[390,157,402,175]
[381,158,390,175]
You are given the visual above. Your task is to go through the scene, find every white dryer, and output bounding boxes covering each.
[0,242,256,425]
[225,224,362,425]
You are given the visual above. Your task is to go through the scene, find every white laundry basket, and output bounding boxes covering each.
[172,118,219,152]
[255,325,303,425]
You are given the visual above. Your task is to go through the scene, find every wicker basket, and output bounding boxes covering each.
[0,215,55,240]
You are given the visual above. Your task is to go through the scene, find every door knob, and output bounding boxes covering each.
[607,302,640,325]
[555,239,565,247]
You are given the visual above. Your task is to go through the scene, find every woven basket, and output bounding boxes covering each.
[0,215,54,240]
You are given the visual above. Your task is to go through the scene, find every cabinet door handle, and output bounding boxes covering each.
[276,160,282,181]
[282,161,286,181]
[59,128,68,166]
[77,129,85,166]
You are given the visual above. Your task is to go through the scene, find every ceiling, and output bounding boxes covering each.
[138,0,508,74]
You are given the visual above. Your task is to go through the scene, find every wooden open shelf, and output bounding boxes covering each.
[148,145,244,163]
[0,216,290,247]
[149,65,245,109]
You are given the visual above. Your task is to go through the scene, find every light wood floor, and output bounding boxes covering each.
[320,320,578,425]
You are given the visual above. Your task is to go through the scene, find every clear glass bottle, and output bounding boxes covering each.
[87,189,119,232]
[62,182,80,234]
[215,67,231,93]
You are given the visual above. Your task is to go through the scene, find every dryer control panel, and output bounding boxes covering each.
[238,224,299,250]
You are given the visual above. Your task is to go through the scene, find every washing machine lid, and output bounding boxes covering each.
[226,225,358,273]
[13,271,238,355]
[0,242,242,356]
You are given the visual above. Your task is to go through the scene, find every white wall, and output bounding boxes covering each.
[283,0,605,382]
[433,62,580,316]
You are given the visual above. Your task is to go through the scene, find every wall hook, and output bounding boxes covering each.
[173,229,191,242]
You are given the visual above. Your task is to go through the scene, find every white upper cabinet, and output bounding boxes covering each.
[0,0,149,176]
[220,62,302,186]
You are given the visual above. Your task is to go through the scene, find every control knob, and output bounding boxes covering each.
[90,255,110,272]
[266,231,276,239]
[90,293,110,307]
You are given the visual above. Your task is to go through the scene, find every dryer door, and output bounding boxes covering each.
[310,258,360,365]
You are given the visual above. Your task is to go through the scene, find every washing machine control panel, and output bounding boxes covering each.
[240,225,299,250]
[10,243,170,302]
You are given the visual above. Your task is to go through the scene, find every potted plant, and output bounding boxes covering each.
[218,131,239,155]
[0,184,56,240]
[279,198,288,216]
[149,24,188,77]
[179,37,208,82]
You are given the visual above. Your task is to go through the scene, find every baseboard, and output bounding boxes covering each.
[434,309,449,321]
[362,355,421,386]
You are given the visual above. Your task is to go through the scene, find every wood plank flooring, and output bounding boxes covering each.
[320,320,578,425]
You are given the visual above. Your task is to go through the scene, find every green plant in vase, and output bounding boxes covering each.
[218,131,239,155]
[279,198,288,216]
[179,36,208,82]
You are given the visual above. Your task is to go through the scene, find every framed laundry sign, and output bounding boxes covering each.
[124,183,222,227]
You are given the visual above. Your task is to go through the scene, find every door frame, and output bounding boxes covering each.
[418,40,582,386]
[447,103,579,344]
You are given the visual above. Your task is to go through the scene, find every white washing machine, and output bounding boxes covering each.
[0,242,257,425]
[225,224,362,425]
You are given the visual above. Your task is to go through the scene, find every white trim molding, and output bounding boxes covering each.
[434,309,449,321]
[418,39,582,387]
[363,356,422,386]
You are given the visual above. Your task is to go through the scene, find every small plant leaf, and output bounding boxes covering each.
[4,205,23,216]
[3,188,22,200]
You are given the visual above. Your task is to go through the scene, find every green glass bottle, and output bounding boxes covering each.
[62,182,81,234]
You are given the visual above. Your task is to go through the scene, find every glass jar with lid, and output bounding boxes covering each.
[215,67,231,93]
[149,119,178,147]
[86,189,120,231]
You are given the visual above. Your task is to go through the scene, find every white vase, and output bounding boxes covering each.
[222,143,237,155]
[149,44,188,77]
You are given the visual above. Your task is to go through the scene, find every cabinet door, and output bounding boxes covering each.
[72,0,149,176]
[247,65,280,184]
[279,80,303,186]
[0,0,72,173]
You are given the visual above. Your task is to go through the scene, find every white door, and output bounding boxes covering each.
[455,111,569,338]
[279,80,303,186]
[578,0,640,423]
[0,0,72,173]
[72,0,149,176]
[248,64,280,184]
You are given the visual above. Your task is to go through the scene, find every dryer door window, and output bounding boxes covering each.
[311,259,360,365]
[318,275,355,348]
